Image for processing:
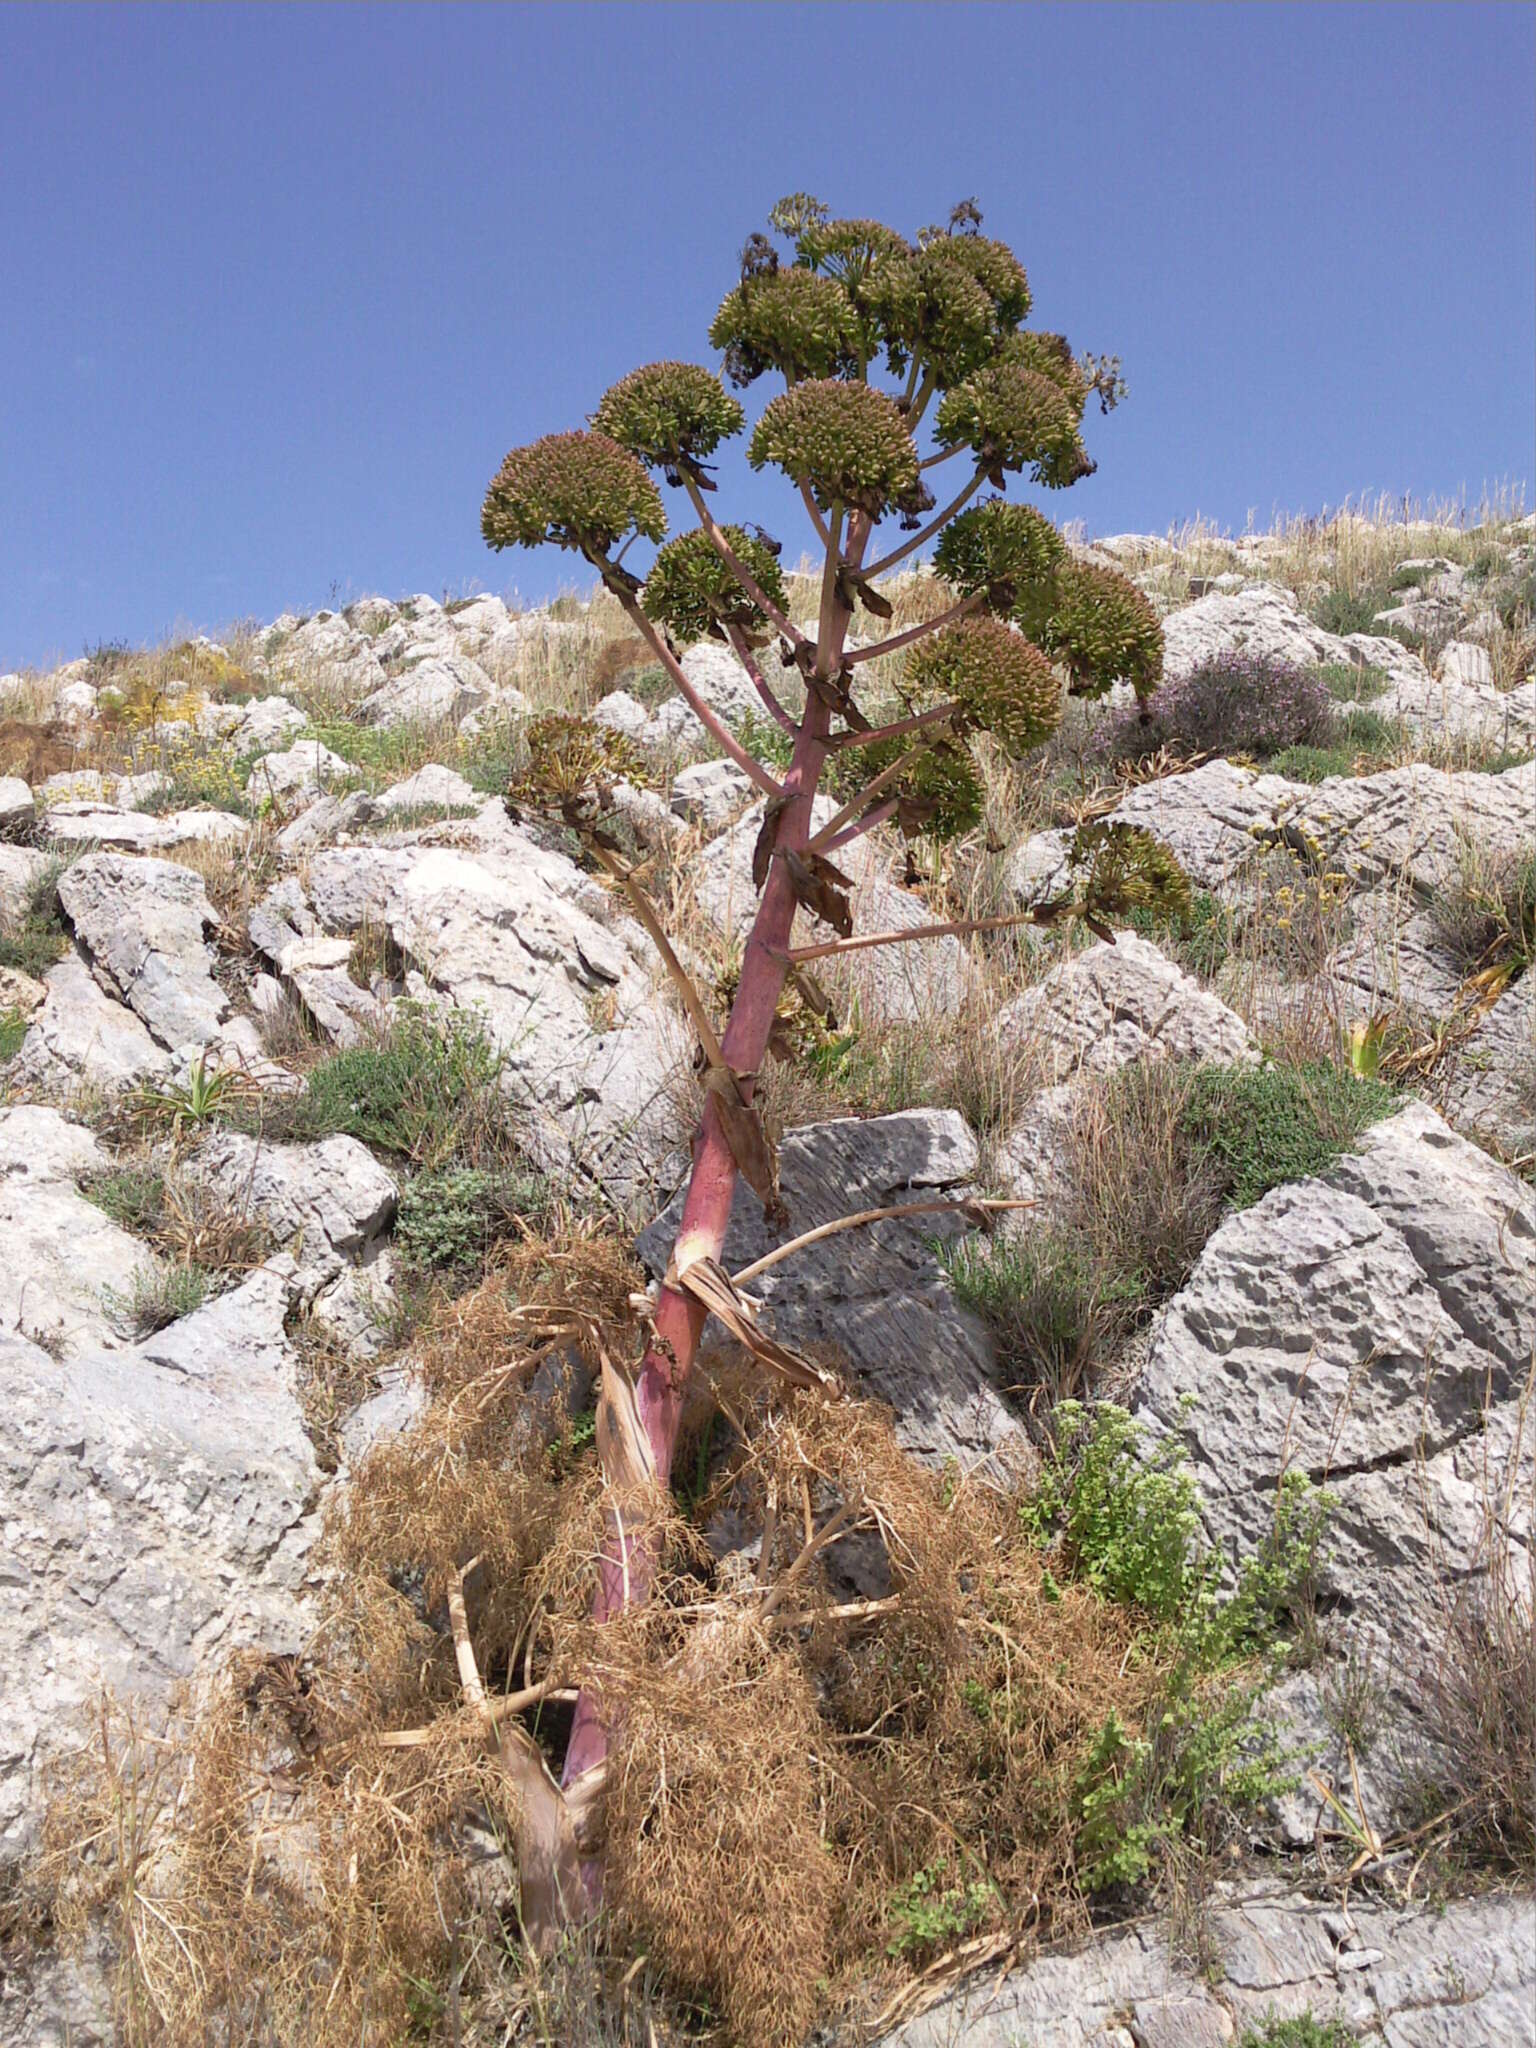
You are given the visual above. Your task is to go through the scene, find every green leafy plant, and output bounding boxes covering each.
[885,1864,1000,1959]
[1030,1404,1330,1892]
[0,858,71,979]
[395,1165,550,1273]
[293,1005,522,1170]
[104,1261,208,1337]
[1237,2017,1359,2048]
[83,1164,168,1233]
[0,1006,27,1062]
[1179,1062,1396,1210]
[126,1055,252,1145]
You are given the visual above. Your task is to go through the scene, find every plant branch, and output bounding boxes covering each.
[600,575,784,797]
[845,591,986,666]
[585,840,724,1067]
[863,468,985,579]
[724,624,799,737]
[830,699,959,750]
[919,443,966,471]
[804,742,930,851]
[782,906,1072,963]
[816,502,847,655]
[730,1197,1034,1286]
[682,475,807,647]
[797,482,831,549]
[823,798,898,850]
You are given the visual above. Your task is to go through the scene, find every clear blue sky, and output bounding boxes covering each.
[2,2,1532,670]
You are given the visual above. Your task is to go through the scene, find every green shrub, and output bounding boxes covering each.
[1238,2017,1359,2048]
[83,1165,167,1233]
[0,858,70,979]
[0,1007,27,1062]
[1318,660,1388,704]
[139,751,251,815]
[105,1262,207,1337]
[1127,886,1233,978]
[1181,1061,1395,1210]
[395,1164,550,1272]
[885,1864,1000,1959]
[1308,585,1393,636]
[1030,1404,1330,1892]
[294,1005,521,1170]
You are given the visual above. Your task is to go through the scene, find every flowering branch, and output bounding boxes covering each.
[844,590,986,666]
[862,467,986,579]
[682,475,807,647]
[724,624,799,737]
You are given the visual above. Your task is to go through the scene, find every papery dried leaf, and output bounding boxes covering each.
[787,966,838,1026]
[673,1255,840,1393]
[496,1720,584,1952]
[706,1065,787,1227]
[753,795,792,891]
[596,1348,659,1497]
[784,849,854,938]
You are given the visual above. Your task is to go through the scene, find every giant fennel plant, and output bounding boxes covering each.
[479,197,1180,1932]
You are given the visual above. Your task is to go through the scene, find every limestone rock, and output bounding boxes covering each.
[0,776,34,831]
[57,852,231,1052]
[10,951,175,1093]
[0,1105,159,1357]
[996,931,1256,1085]
[0,1264,321,1859]
[671,757,754,828]
[376,763,478,815]
[247,738,354,802]
[638,1109,1026,1472]
[1132,1102,1534,1700]
[357,652,493,729]
[40,802,247,852]
[0,843,50,922]
[186,1131,397,1297]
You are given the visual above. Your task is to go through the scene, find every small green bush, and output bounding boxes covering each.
[1127,887,1233,979]
[0,858,70,979]
[139,751,251,815]
[0,1007,27,1062]
[105,1262,207,1337]
[1238,2017,1359,2048]
[83,1165,167,1233]
[294,1005,522,1170]
[1308,585,1393,636]
[1030,1403,1330,1892]
[885,1864,999,1959]
[1181,1062,1395,1210]
[1318,660,1388,704]
[395,1164,550,1272]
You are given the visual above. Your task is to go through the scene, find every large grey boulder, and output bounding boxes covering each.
[0,1106,159,1357]
[996,931,1255,1085]
[376,763,478,815]
[10,951,175,1094]
[187,1131,396,1291]
[271,610,387,697]
[0,776,34,831]
[0,1263,321,1860]
[357,651,493,729]
[882,1886,1534,2048]
[0,843,50,921]
[638,1109,1027,1472]
[1132,1101,1533,1725]
[247,737,354,802]
[196,693,307,752]
[56,852,232,1053]
[247,874,391,1047]
[384,839,686,1214]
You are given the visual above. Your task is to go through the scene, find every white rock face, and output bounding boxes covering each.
[197,692,307,753]
[0,1263,320,1860]
[671,757,754,828]
[247,738,354,800]
[883,1888,1534,2048]
[0,777,34,829]
[0,1106,159,1356]
[376,763,478,814]
[57,852,232,1053]
[997,931,1255,1084]
[271,611,387,697]
[384,839,686,1214]
[639,1109,1027,1473]
[40,803,247,852]
[1133,1103,1534,1666]
[188,1131,397,1286]
[358,652,493,728]
[0,843,50,921]
[11,952,175,1094]
[1438,637,1495,688]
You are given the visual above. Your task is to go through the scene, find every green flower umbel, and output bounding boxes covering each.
[481,430,666,555]
[906,615,1063,755]
[642,526,788,644]
[591,362,745,476]
[748,379,920,519]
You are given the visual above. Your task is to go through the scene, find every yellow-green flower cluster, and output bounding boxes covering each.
[906,616,1062,755]
[833,731,983,843]
[709,268,861,387]
[935,364,1090,487]
[748,379,920,519]
[642,526,787,644]
[592,362,744,472]
[481,431,666,556]
[933,499,1066,608]
[1018,559,1164,702]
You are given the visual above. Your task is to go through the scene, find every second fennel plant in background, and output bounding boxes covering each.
[479,193,1183,1929]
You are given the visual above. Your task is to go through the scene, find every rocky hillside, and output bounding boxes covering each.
[1,507,1532,2046]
